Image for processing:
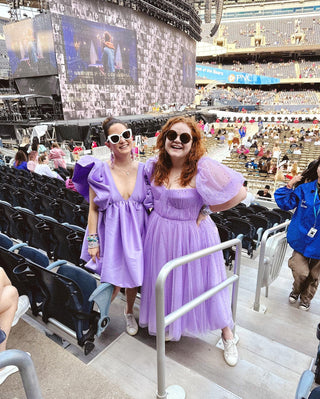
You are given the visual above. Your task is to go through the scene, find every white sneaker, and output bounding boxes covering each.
[222,335,239,367]
[124,310,138,336]
[12,295,30,327]
[0,365,18,385]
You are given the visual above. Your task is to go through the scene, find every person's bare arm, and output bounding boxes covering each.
[88,187,100,262]
[209,186,247,213]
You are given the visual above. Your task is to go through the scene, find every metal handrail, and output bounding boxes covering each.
[155,238,242,399]
[0,349,43,399]
[253,221,290,312]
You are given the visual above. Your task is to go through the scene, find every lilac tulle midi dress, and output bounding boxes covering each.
[139,157,244,340]
[73,155,152,288]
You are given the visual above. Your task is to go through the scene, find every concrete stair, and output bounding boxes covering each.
[90,333,241,399]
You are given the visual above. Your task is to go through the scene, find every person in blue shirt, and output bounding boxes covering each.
[274,157,320,311]
[13,150,28,171]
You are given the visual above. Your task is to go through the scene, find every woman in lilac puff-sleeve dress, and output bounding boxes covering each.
[73,117,152,336]
[139,116,245,366]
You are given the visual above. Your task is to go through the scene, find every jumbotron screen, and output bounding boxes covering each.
[4,13,58,78]
[61,15,138,85]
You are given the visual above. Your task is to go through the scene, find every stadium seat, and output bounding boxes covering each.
[0,246,29,296]
[36,214,85,266]
[0,232,13,249]
[14,259,113,355]
[14,207,52,257]
[0,201,25,241]
[215,223,236,269]
[272,208,293,221]
[226,216,256,257]
[260,210,283,227]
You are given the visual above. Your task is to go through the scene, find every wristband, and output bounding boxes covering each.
[88,234,99,248]
[200,205,212,216]
[286,184,293,189]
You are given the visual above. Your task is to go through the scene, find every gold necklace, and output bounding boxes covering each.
[114,163,132,176]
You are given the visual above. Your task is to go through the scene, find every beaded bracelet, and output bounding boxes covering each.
[88,234,99,249]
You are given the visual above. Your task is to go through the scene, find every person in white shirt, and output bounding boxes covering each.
[241,181,256,207]
[34,154,64,180]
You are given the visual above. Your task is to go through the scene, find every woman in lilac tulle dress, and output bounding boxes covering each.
[139,116,245,366]
[73,117,152,336]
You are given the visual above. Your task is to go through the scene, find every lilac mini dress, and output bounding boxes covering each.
[139,157,244,340]
[73,155,152,288]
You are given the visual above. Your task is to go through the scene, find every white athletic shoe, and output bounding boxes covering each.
[222,334,239,367]
[0,365,18,385]
[124,310,138,336]
[12,295,30,327]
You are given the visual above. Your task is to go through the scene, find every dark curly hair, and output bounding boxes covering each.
[295,156,320,188]
[102,116,127,138]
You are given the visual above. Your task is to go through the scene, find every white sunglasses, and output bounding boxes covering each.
[107,128,132,144]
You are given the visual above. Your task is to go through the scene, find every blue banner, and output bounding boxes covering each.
[196,64,280,85]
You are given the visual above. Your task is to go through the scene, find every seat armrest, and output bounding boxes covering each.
[256,227,264,246]
[89,283,114,337]
[9,243,28,252]
[46,260,68,271]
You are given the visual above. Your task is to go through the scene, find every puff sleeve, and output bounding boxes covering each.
[142,163,154,211]
[73,155,113,211]
[196,157,244,205]
[144,157,157,181]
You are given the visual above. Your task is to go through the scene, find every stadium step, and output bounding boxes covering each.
[90,324,312,399]
[236,260,320,357]
[89,332,241,399]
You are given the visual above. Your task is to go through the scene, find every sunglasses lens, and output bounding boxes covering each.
[166,130,178,141]
[122,129,131,140]
[180,133,191,144]
[109,135,120,144]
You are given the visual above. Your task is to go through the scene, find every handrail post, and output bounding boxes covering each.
[231,238,242,334]
[156,263,171,399]
[0,349,42,399]
[155,238,242,398]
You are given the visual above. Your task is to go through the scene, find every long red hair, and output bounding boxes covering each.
[153,116,206,187]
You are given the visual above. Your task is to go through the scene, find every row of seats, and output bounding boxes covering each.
[0,166,89,228]
[0,200,85,266]
[210,203,292,266]
[0,232,113,355]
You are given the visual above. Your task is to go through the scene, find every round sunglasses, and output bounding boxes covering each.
[166,130,193,144]
[108,128,132,144]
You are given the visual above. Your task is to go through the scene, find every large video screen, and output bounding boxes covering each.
[4,13,57,78]
[61,15,138,85]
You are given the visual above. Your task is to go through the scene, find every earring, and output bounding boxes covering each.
[110,150,114,167]
[131,148,134,161]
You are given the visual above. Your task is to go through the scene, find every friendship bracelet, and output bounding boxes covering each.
[87,234,99,248]
[88,234,99,241]
[88,241,100,249]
